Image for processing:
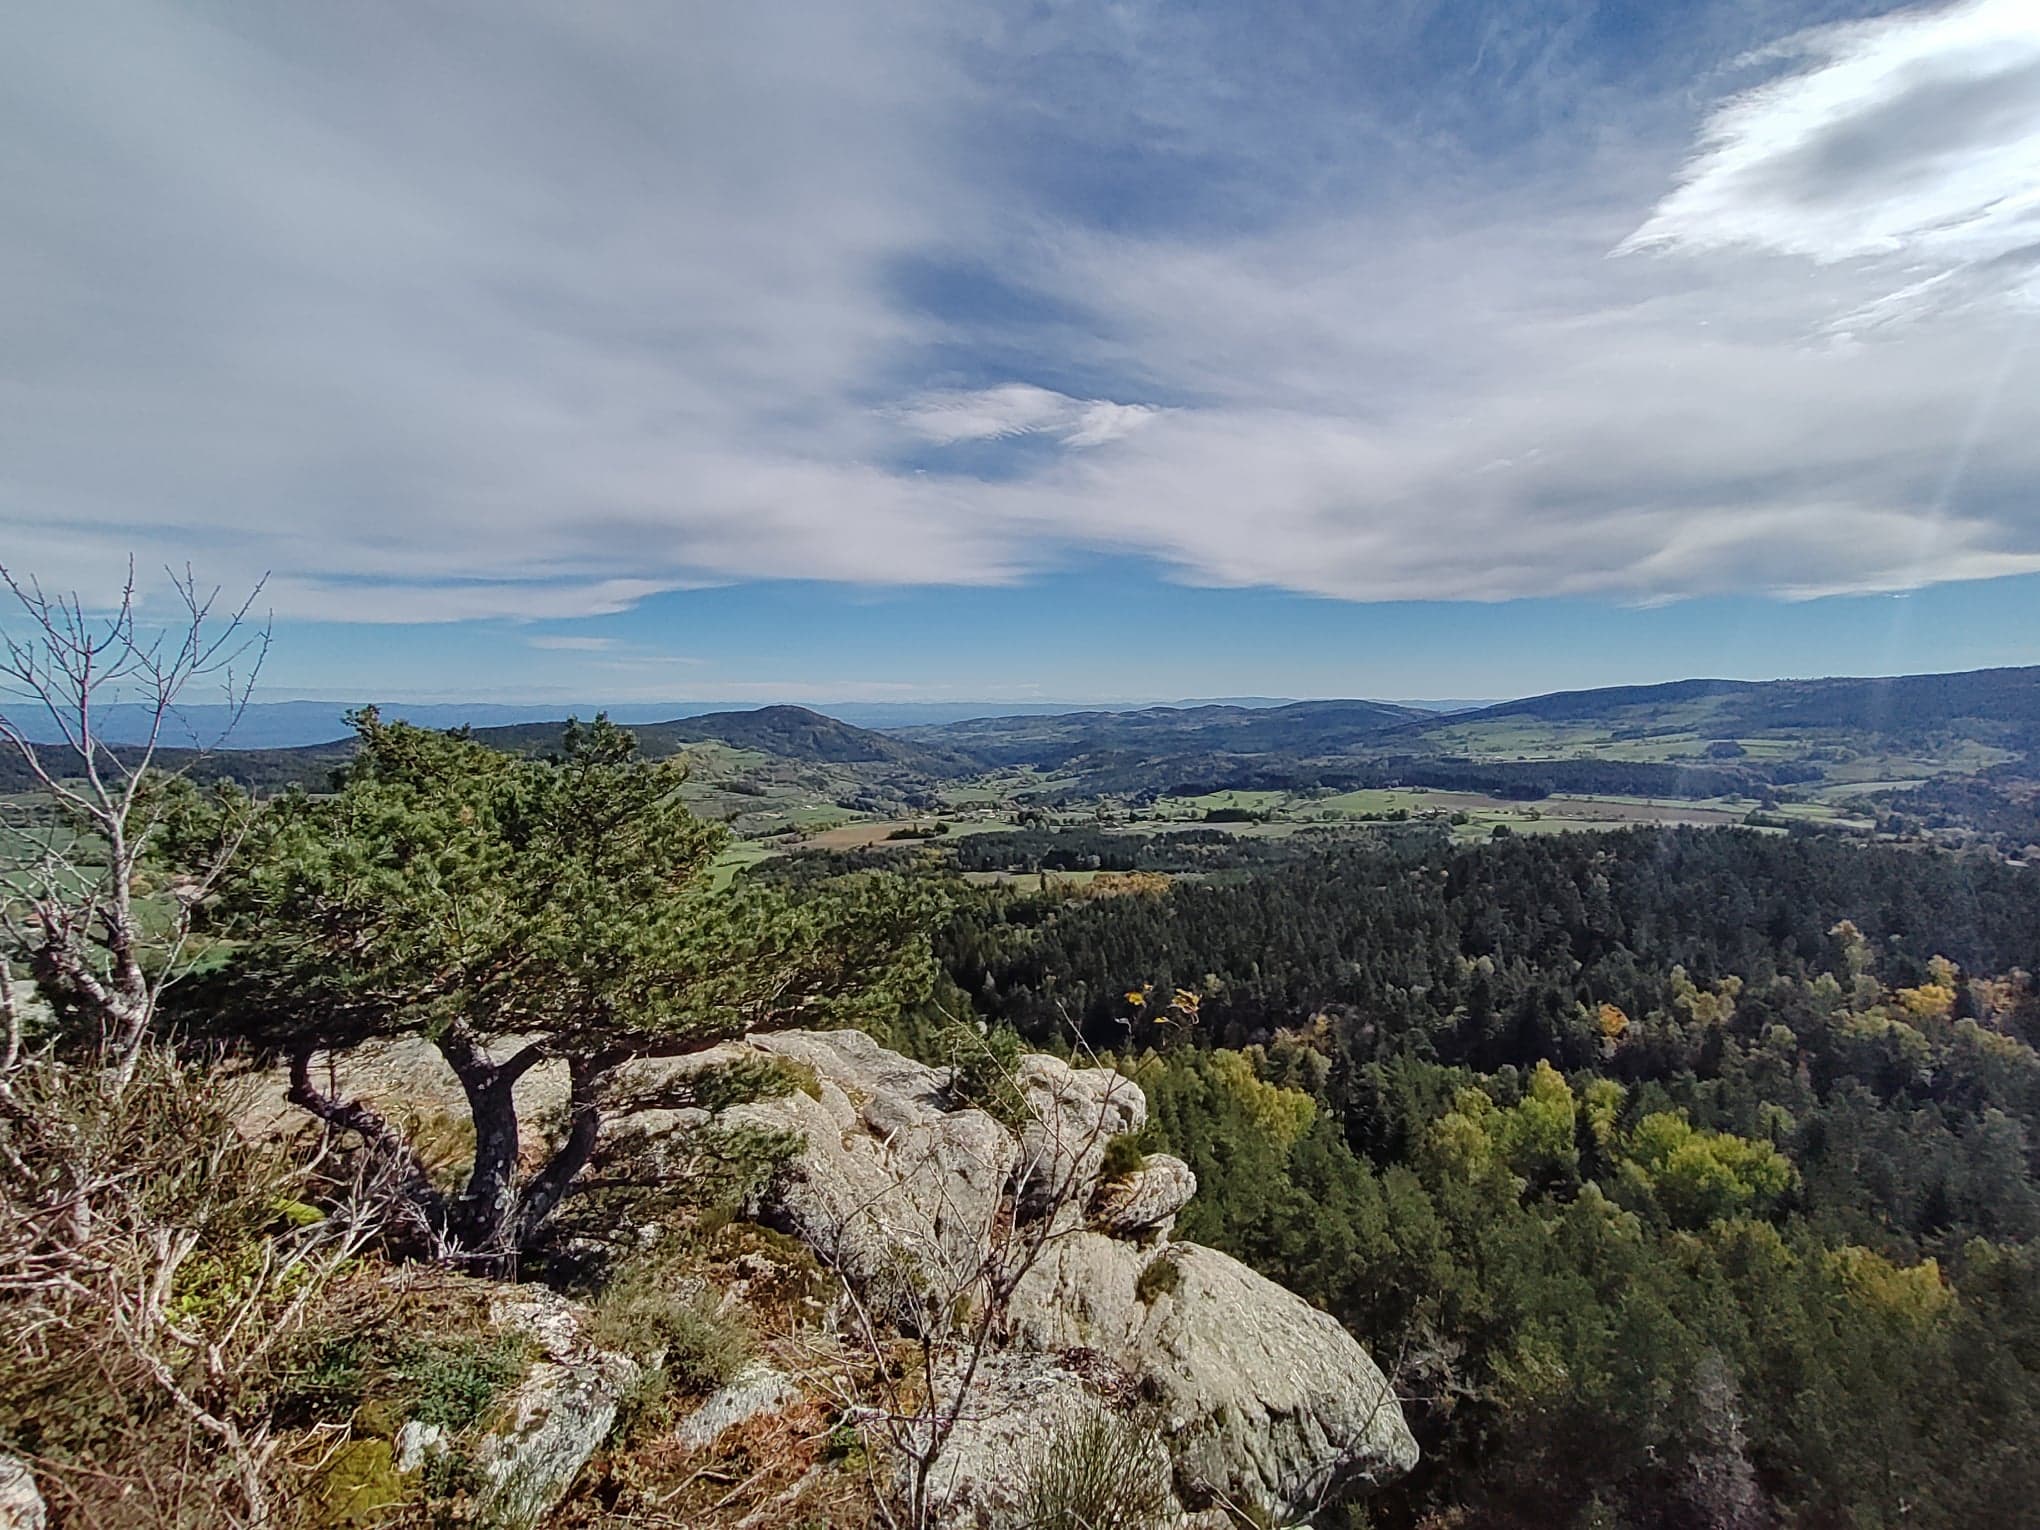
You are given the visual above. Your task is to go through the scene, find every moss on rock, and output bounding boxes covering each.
[309,1438,408,1527]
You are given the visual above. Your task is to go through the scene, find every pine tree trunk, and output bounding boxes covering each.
[452,1080,524,1263]
[440,1030,525,1266]
[514,1051,621,1248]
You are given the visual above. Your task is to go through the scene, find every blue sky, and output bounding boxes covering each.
[5,1,2040,704]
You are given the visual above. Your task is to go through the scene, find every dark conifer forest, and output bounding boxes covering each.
[922,828,2040,1528]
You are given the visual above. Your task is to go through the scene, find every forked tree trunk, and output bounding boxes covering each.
[286,1045,449,1243]
[438,1034,621,1265]
[514,1052,619,1246]
[449,1079,522,1256]
[290,1032,657,1267]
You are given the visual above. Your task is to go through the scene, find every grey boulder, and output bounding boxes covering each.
[732,1030,1017,1324]
[1007,1235,1415,1521]
[1092,1152,1198,1236]
[732,1030,1417,1526]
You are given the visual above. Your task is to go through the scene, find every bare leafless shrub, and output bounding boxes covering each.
[0,1048,378,1528]
[0,564,362,1525]
[806,1017,1153,1530]
[0,559,268,1088]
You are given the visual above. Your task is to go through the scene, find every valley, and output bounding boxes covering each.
[12,649,2040,1530]
[42,663,2026,886]
[624,665,2040,874]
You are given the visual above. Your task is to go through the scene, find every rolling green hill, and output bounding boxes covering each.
[9,668,2037,852]
[882,665,2040,816]
[471,705,974,775]
[1441,665,2040,741]
[896,697,1426,768]
[0,705,969,795]
[904,666,2040,768]
[0,742,350,794]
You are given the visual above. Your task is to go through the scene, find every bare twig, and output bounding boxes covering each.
[805,1010,1151,1528]
[0,1048,383,1526]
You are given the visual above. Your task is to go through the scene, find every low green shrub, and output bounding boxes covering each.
[1099,1131,1148,1182]
[275,1332,374,1423]
[308,1439,407,1528]
[1134,1254,1182,1305]
[390,1331,531,1431]
[946,1021,1027,1127]
[587,1249,752,1393]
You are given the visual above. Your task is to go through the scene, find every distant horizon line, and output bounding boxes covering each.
[230,656,2040,713]
[11,657,2040,753]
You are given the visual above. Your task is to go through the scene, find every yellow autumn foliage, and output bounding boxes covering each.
[1826,1245,1951,1328]
[1204,1048,1316,1151]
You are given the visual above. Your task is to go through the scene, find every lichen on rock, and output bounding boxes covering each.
[470,1289,640,1529]
[673,1359,801,1451]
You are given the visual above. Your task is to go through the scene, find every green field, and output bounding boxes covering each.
[707,839,778,889]
[1316,788,1436,815]
[1148,789,1290,819]
[2,798,100,898]
[1131,783,1763,843]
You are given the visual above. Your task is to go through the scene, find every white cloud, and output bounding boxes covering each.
[526,635,617,651]
[1064,401,1161,448]
[898,385,1079,443]
[0,2,987,617]
[1618,0,2040,325]
[898,385,1157,448]
[5,0,2040,633]
[265,578,686,626]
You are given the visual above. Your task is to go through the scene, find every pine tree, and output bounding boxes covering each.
[185,710,939,1263]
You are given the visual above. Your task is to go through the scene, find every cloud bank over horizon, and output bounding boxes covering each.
[5,0,2040,632]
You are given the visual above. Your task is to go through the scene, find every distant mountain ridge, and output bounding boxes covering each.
[895,665,2040,767]
[0,704,970,793]
[894,697,1428,769]
[877,664,2040,798]
[8,666,2037,799]
[0,700,745,751]
[0,696,1305,749]
[1451,665,2040,737]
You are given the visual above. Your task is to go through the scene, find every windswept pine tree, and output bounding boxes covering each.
[184,710,940,1264]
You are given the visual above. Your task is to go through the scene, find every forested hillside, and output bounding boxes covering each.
[922,829,2040,1527]
[897,698,1426,768]
[472,704,973,773]
[13,609,2040,1526]
[0,738,350,794]
[1456,665,2040,740]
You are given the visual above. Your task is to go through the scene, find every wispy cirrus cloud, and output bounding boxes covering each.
[1618,0,2040,328]
[264,578,687,626]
